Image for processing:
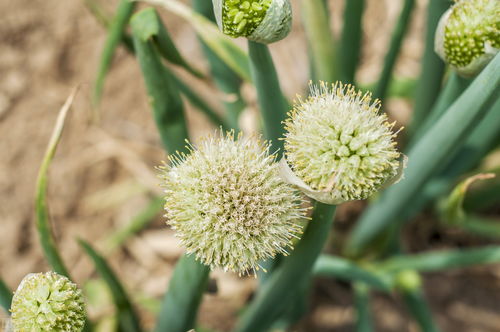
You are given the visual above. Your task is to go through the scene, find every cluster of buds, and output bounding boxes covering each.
[281,82,405,205]
[159,132,306,274]
[10,272,85,332]
[213,0,292,44]
[435,0,499,76]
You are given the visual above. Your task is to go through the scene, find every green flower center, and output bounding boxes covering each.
[222,0,272,37]
[444,0,500,67]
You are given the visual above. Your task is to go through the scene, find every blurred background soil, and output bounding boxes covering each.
[1,0,500,331]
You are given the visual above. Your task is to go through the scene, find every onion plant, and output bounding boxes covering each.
[2,0,499,331]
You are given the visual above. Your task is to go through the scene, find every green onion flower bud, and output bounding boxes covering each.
[435,0,500,77]
[281,82,406,205]
[159,131,306,274]
[213,0,292,44]
[11,272,85,332]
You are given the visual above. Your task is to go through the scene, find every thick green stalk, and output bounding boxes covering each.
[347,54,500,255]
[0,279,12,314]
[93,0,136,105]
[235,203,336,332]
[374,0,416,102]
[339,0,365,83]
[354,283,373,332]
[408,0,451,135]
[248,41,288,153]
[154,255,210,332]
[301,0,337,82]
[192,0,245,130]
[410,73,470,145]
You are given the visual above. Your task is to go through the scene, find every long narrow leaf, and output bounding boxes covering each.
[374,0,416,102]
[380,246,500,273]
[79,240,142,332]
[0,279,12,314]
[248,41,289,152]
[131,9,190,154]
[235,203,336,332]
[93,0,136,105]
[313,255,391,291]
[339,0,365,83]
[347,54,500,254]
[301,0,337,82]
[153,255,209,332]
[409,0,451,134]
[35,89,79,277]
[142,0,251,82]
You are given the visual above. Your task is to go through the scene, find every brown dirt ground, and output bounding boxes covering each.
[1,0,500,331]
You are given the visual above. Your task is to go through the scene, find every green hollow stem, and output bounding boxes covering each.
[380,246,500,273]
[401,288,440,332]
[347,54,500,255]
[0,279,12,314]
[313,255,391,291]
[235,203,336,332]
[192,0,246,130]
[410,73,471,146]
[153,255,210,332]
[93,0,136,106]
[374,0,416,102]
[339,0,365,84]
[248,41,288,154]
[354,283,373,332]
[301,0,337,82]
[408,0,451,135]
[457,216,500,239]
[464,180,500,212]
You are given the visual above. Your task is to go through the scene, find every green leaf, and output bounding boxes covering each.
[79,240,142,332]
[408,0,450,135]
[347,54,500,255]
[313,255,391,291]
[142,0,251,82]
[380,246,500,273]
[301,0,337,82]
[374,0,416,102]
[131,9,190,154]
[93,0,136,106]
[153,255,210,332]
[339,0,365,84]
[235,203,336,332]
[248,41,289,153]
[0,279,12,314]
[130,7,203,78]
[35,89,79,278]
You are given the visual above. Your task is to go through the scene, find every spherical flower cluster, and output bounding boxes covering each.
[435,0,499,76]
[281,82,405,205]
[11,272,85,332]
[159,132,306,274]
[213,0,292,44]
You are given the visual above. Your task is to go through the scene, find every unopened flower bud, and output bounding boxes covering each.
[11,272,85,332]
[159,131,306,274]
[281,82,406,205]
[435,0,499,77]
[213,0,292,44]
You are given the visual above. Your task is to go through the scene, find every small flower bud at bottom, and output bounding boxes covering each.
[159,131,306,274]
[10,272,85,332]
[282,82,405,205]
